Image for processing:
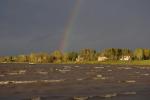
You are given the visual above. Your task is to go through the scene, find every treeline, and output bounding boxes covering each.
[0,48,150,63]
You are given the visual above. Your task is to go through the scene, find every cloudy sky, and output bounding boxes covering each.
[0,0,150,55]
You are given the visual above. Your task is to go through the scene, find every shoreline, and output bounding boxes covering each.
[1,60,150,66]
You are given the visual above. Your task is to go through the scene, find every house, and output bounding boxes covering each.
[98,56,108,61]
[120,56,131,61]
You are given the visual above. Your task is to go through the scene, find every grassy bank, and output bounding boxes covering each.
[1,60,150,66]
[90,60,150,65]
[62,60,150,65]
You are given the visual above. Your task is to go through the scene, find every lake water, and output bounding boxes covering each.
[0,64,150,100]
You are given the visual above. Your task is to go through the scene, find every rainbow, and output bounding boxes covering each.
[59,0,83,52]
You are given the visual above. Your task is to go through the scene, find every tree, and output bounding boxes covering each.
[101,48,116,60]
[2,56,13,62]
[38,53,49,63]
[68,52,78,61]
[100,48,132,60]
[143,49,150,60]
[134,48,144,60]
[62,53,69,62]
[51,50,63,63]
[79,49,97,61]
[0,56,5,62]
[16,55,27,62]
[122,48,132,56]
[114,48,122,60]
[29,53,38,63]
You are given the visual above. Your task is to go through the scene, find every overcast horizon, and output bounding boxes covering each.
[0,0,150,56]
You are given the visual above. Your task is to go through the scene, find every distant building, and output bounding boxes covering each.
[98,56,108,61]
[120,56,131,61]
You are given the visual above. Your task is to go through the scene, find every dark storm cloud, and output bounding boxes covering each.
[0,0,150,55]
[68,0,150,51]
[0,0,75,55]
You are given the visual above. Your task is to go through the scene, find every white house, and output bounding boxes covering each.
[120,56,131,61]
[98,56,108,61]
